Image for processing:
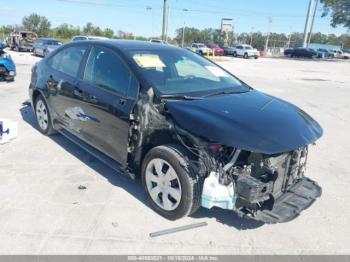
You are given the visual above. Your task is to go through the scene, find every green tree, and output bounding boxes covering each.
[22,13,51,37]
[327,33,341,45]
[310,32,328,43]
[83,22,105,36]
[338,33,350,49]
[104,28,114,38]
[54,23,80,39]
[320,0,350,29]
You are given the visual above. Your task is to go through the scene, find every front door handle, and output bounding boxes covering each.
[47,75,57,87]
[119,98,126,105]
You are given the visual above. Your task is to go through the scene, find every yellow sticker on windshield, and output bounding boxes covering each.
[133,54,166,68]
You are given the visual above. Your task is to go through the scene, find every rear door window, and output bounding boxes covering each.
[47,45,87,77]
[83,46,131,96]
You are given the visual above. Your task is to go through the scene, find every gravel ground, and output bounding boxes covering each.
[0,50,349,254]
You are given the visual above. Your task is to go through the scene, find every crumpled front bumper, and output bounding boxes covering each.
[246,177,322,223]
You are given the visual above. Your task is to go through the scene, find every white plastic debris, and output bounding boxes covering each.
[201,171,236,210]
[0,119,18,145]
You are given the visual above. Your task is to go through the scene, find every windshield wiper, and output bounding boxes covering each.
[203,89,247,98]
[160,94,204,100]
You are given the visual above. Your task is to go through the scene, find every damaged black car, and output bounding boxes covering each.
[29,40,323,223]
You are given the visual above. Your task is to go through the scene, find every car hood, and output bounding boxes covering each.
[165,90,323,154]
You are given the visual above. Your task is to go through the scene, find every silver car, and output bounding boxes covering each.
[33,38,63,57]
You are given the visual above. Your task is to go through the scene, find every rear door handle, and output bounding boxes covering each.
[89,95,98,103]
[73,88,84,98]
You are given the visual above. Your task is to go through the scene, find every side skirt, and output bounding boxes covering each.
[58,128,126,176]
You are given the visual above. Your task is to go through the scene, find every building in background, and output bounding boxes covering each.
[221,18,233,46]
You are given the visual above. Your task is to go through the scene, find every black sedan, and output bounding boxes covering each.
[284,47,318,58]
[29,40,322,223]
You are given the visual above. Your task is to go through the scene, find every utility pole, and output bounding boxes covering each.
[162,0,168,41]
[303,0,313,47]
[250,27,254,45]
[146,6,154,37]
[181,9,188,47]
[308,0,318,46]
[287,33,292,48]
[264,17,272,51]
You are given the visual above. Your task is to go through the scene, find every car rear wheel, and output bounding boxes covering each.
[35,95,56,135]
[244,53,248,59]
[142,145,202,220]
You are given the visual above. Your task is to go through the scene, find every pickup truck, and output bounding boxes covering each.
[334,50,350,59]
[190,43,212,56]
[233,44,259,59]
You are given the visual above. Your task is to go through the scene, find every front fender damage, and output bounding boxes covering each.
[128,88,321,223]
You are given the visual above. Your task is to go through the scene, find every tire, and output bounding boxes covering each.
[254,56,259,59]
[142,145,203,220]
[199,50,203,56]
[243,53,248,59]
[233,52,237,57]
[34,95,56,135]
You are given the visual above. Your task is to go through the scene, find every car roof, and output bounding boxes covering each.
[68,39,179,51]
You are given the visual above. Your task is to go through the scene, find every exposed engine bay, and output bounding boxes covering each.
[200,145,321,223]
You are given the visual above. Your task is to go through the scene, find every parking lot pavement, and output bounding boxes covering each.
[0,50,350,254]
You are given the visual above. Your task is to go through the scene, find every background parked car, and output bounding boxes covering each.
[33,38,63,57]
[71,35,109,41]
[222,46,236,56]
[233,44,259,59]
[284,47,317,58]
[316,48,334,58]
[334,50,350,59]
[206,44,224,56]
[6,30,37,52]
[190,43,212,55]
[0,43,16,81]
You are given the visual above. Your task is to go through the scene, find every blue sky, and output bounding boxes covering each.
[0,0,347,37]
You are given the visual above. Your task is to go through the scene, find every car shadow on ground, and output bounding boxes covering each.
[20,104,264,230]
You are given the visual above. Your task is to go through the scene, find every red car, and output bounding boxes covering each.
[207,44,224,56]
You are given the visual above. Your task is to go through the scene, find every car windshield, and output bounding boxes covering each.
[128,49,248,96]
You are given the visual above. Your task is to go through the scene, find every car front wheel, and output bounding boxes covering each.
[35,95,56,135]
[142,145,202,220]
